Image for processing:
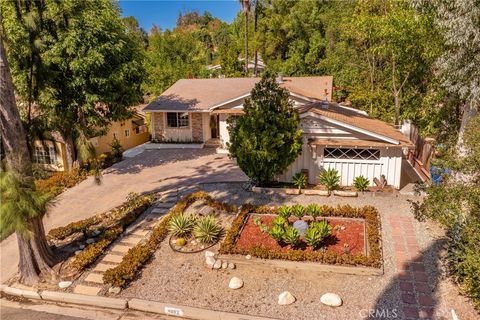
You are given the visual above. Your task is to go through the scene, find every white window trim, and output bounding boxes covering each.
[165,112,190,129]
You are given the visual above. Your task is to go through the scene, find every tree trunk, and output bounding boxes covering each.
[64,133,76,170]
[456,102,477,157]
[1,28,55,286]
[244,10,249,75]
[394,92,400,126]
[253,2,258,76]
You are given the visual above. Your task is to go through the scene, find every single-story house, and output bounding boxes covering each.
[144,76,413,189]
[33,105,149,171]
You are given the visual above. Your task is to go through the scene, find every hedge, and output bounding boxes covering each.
[218,204,382,268]
[103,191,237,287]
[68,193,155,271]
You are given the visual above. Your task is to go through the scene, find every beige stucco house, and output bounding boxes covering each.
[144,76,413,189]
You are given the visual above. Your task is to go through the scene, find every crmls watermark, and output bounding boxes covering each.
[359,308,399,319]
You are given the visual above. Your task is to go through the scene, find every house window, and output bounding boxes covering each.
[135,125,146,134]
[125,129,130,137]
[33,146,57,165]
[324,148,380,161]
[167,112,189,128]
[113,132,119,140]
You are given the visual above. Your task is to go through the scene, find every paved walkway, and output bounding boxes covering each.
[0,149,247,284]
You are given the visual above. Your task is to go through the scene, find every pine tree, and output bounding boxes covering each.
[227,74,302,185]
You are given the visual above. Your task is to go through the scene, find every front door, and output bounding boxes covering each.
[210,115,219,138]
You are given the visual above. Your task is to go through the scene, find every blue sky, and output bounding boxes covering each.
[119,0,241,32]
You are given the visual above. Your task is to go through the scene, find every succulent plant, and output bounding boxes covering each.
[292,172,307,191]
[306,203,322,218]
[277,205,292,219]
[282,225,300,246]
[193,215,222,244]
[268,225,285,242]
[168,213,195,237]
[291,204,305,218]
[318,168,340,191]
[353,175,370,192]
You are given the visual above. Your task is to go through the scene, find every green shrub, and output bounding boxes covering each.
[35,167,87,198]
[353,176,370,192]
[306,204,322,218]
[278,205,292,219]
[318,168,340,191]
[110,137,123,161]
[291,204,305,218]
[282,225,300,246]
[168,213,195,237]
[292,172,307,191]
[268,225,285,242]
[193,215,222,244]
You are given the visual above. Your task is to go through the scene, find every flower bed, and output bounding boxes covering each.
[219,204,382,268]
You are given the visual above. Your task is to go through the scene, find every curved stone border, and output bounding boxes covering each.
[168,235,218,254]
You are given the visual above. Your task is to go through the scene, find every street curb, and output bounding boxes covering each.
[40,290,127,310]
[128,298,278,320]
[1,285,41,300]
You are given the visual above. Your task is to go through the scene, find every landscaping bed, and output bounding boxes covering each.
[236,215,366,256]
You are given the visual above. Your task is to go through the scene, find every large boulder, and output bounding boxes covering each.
[278,291,296,305]
[228,277,244,289]
[320,293,343,307]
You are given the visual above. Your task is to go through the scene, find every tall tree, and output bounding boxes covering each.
[227,73,302,185]
[1,29,54,285]
[239,0,250,74]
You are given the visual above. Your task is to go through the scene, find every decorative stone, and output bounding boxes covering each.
[222,261,228,269]
[108,287,121,295]
[205,251,215,258]
[93,230,101,236]
[293,220,309,236]
[285,188,300,195]
[278,291,296,305]
[213,260,222,269]
[206,256,216,267]
[228,262,236,270]
[200,245,205,249]
[58,281,72,289]
[245,254,252,260]
[228,277,244,289]
[78,244,85,249]
[86,238,95,244]
[320,293,343,307]
[74,250,82,255]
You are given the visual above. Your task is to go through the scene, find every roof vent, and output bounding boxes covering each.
[276,73,284,84]
[320,100,329,109]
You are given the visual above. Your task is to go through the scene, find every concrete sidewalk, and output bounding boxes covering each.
[0,149,247,283]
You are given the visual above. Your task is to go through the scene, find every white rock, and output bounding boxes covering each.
[78,244,85,249]
[228,277,244,289]
[205,250,215,258]
[93,230,101,236]
[278,291,296,305]
[74,250,82,255]
[206,256,216,267]
[320,293,343,307]
[58,281,72,289]
[245,254,252,260]
[228,262,236,270]
[108,287,121,294]
[86,238,95,244]
[213,260,222,269]
[222,261,228,269]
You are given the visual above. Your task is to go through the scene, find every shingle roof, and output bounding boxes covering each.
[299,102,413,147]
[143,76,333,112]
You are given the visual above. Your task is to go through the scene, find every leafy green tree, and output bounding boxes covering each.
[227,74,302,186]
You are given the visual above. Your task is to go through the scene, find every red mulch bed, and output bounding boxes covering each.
[236,215,366,256]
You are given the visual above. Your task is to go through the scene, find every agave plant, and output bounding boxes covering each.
[318,168,340,191]
[168,213,195,237]
[304,220,331,248]
[292,172,307,191]
[193,215,222,244]
[272,216,287,228]
[353,175,370,192]
[282,225,300,246]
[268,225,285,242]
[291,204,305,218]
[311,220,332,239]
[306,203,322,218]
[277,205,292,219]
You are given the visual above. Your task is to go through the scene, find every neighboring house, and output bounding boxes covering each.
[32,106,149,171]
[144,75,413,189]
[206,56,266,75]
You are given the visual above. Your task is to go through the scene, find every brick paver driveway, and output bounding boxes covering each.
[0,149,247,283]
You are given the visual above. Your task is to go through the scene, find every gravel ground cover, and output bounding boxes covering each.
[119,184,478,320]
